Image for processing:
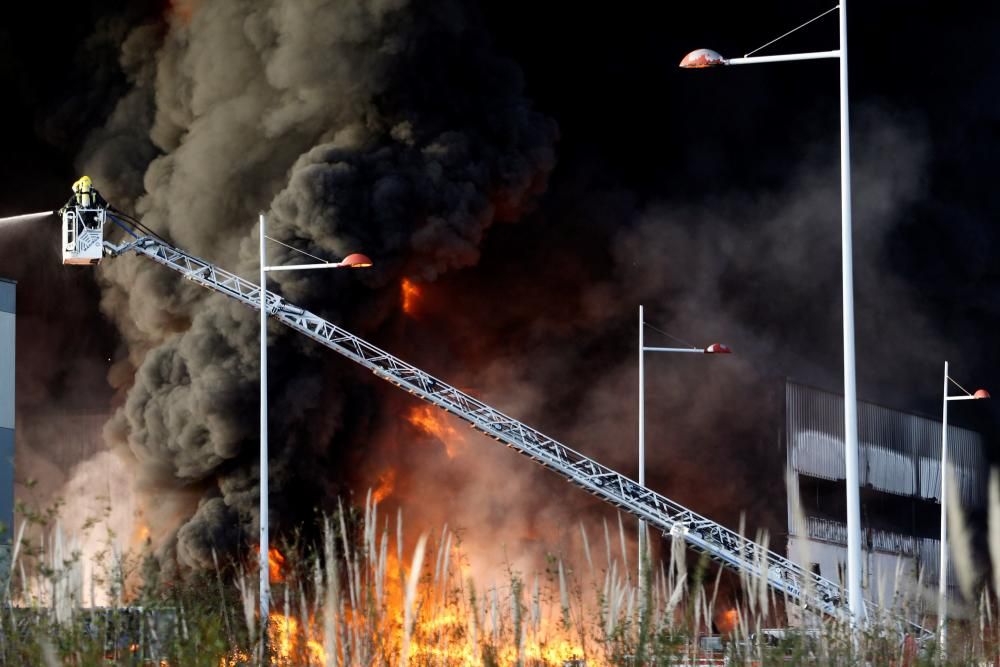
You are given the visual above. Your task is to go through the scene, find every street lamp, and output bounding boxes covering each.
[679,3,864,626]
[938,361,988,655]
[637,305,730,588]
[258,213,371,644]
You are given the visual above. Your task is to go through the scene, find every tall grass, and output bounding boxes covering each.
[1,484,1000,665]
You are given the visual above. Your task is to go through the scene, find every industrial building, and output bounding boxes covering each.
[0,278,13,585]
[785,380,986,606]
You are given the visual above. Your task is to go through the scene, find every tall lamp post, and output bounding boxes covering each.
[638,304,730,588]
[938,362,988,654]
[259,213,372,642]
[679,2,863,625]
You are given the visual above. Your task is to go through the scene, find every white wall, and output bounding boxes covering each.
[787,536,923,608]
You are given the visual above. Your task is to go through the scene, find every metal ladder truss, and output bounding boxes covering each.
[106,236,926,638]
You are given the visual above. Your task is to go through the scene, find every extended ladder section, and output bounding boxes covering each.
[107,235,926,637]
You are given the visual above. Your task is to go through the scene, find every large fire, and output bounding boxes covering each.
[400,278,422,316]
[405,405,466,458]
[221,537,585,667]
[318,545,585,667]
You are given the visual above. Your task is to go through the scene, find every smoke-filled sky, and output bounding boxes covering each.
[0,0,997,577]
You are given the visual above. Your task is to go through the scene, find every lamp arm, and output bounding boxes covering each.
[264,262,345,272]
[727,50,841,65]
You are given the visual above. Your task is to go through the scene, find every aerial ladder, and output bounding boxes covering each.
[57,192,928,638]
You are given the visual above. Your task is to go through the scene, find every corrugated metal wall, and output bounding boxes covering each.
[786,380,986,507]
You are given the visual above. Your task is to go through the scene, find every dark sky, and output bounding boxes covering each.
[509,0,999,416]
[479,0,1000,432]
[0,0,997,559]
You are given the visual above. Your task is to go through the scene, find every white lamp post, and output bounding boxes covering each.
[679,2,863,626]
[259,213,371,644]
[638,304,730,588]
[938,361,988,655]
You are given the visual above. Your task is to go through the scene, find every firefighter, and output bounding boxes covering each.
[61,176,107,229]
[71,176,106,209]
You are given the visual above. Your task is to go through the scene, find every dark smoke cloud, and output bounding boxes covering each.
[365,107,938,567]
[85,0,557,568]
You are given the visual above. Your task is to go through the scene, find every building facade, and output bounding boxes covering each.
[785,380,986,606]
[0,278,13,582]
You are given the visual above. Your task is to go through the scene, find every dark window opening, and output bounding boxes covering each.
[798,474,941,540]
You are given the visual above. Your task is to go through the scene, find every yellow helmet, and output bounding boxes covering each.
[73,175,93,192]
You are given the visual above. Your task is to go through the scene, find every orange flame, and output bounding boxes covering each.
[222,545,585,667]
[405,405,466,458]
[372,468,397,504]
[220,612,326,666]
[716,607,739,633]
[133,523,151,545]
[401,278,422,316]
[348,551,582,667]
[254,545,286,583]
[269,612,326,665]
[268,547,285,583]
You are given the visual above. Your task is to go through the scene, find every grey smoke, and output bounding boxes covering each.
[84,0,557,568]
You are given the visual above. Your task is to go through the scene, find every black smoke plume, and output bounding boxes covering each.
[84,0,556,568]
